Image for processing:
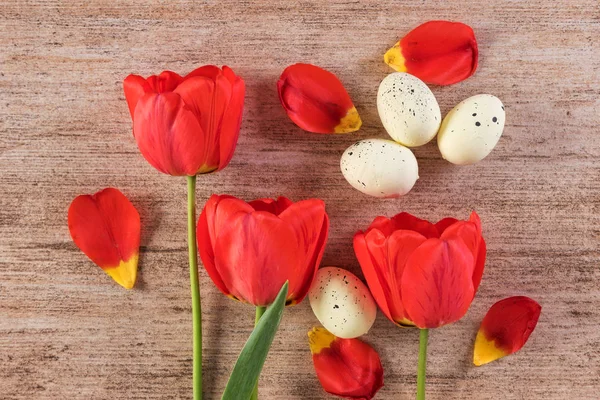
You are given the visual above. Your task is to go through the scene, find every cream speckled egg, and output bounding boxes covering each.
[309,267,376,339]
[340,138,419,198]
[377,72,441,147]
[437,94,506,165]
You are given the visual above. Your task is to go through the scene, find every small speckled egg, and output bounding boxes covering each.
[437,94,506,165]
[377,72,441,147]
[309,267,376,339]
[340,138,419,198]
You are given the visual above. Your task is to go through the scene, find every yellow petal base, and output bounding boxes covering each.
[396,318,416,327]
[473,331,508,366]
[334,107,362,133]
[308,327,336,355]
[196,164,218,175]
[105,254,138,289]
[384,42,407,72]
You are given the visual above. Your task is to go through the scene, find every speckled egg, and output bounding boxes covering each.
[309,267,377,339]
[437,94,506,165]
[340,138,419,198]
[377,72,441,147]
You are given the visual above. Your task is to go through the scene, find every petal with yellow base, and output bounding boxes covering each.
[383,42,407,72]
[104,255,139,290]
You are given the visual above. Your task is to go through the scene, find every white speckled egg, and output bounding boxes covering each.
[377,72,441,147]
[340,138,419,198]
[309,267,376,339]
[437,94,506,165]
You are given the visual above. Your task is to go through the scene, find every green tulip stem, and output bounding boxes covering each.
[417,328,429,400]
[250,306,267,400]
[187,175,202,400]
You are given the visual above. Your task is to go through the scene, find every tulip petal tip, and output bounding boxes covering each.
[384,42,407,72]
[308,327,336,354]
[472,331,507,366]
[105,255,139,289]
[334,107,362,133]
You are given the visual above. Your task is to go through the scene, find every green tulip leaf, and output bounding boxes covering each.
[221,281,289,400]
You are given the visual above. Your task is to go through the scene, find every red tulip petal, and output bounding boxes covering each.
[440,212,486,294]
[401,238,475,328]
[472,237,486,293]
[213,210,303,306]
[133,92,205,176]
[185,65,222,81]
[441,220,479,256]
[221,65,239,85]
[363,229,427,325]
[474,296,541,366]
[384,21,478,85]
[363,216,395,237]
[197,195,230,297]
[353,231,394,322]
[279,199,329,304]
[309,327,383,400]
[174,75,232,173]
[390,212,439,238]
[218,73,245,170]
[123,74,150,120]
[469,211,486,292]
[248,196,294,215]
[277,63,361,134]
[145,70,183,93]
[68,188,140,289]
[434,217,458,234]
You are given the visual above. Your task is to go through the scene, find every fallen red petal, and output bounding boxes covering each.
[385,20,478,85]
[68,188,140,289]
[277,63,361,134]
[474,296,541,366]
[309,327,383,400]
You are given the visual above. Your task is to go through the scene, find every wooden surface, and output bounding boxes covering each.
[1,1,599,399]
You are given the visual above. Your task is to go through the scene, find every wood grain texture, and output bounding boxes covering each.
[1,0,599,399]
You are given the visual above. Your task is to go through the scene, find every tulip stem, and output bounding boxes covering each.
[187,175,202,400]
[417,328,429,400]
[250,306,267,400]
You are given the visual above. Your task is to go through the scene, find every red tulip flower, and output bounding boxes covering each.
[68,188,141,289]
[354,211,486,329]
[354,211,485,400]
[474,296,541,366]
[123,65,245,176]
[309,327,383,400]
[197,195,329,307]
[384,21,478,86]
[277,63,362,134]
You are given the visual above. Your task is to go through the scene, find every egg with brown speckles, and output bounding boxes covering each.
[377,72,441,147]
[309,267,377,339]
[340,138,419,198]
[437,94,505,165]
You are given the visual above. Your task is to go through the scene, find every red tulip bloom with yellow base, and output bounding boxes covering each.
[354,211,486,399]
[124,65,245,176]
[197,195,329,306]
[198,194,329,399]
[123,65,245,400]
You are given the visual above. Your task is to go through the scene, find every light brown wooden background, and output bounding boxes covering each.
[1,0,599,399]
